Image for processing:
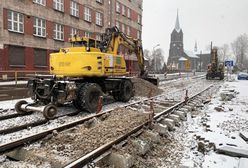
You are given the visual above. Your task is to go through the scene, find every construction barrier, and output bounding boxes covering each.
[0,71,49,84]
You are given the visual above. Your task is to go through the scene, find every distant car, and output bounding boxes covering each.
[238,72,248,80]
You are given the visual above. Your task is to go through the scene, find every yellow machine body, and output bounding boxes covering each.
[50,48,127,77]
[50,36,130,77]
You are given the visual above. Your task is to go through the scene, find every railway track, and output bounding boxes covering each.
[0,81,221,168]
[64,84,216,168]
[0,110,81,135]
[0,92,177,153]
[0,75,205,135]
[0,113,21,121]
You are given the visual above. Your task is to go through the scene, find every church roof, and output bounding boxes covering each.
[178,57,188,61]
[175,10,181,33]
[184,50,199,59]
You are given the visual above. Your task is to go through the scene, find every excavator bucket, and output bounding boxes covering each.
[142,76,159,86]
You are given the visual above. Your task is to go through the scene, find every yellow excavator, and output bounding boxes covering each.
[15,27,157,119]
[206,44,224,80]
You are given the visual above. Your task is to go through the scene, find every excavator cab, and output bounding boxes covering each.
[69,36,101,49]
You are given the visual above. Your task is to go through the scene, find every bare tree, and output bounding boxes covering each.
[144,48,165,73]
[205,44,212,52]
[143,49,154,71]
[143,49,150,60]
[218,44,229,62]
[152,48,165,73]
[231,34,248,70]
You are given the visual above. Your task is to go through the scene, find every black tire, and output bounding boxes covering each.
[73,83,86,110]
[118,80,133,102]
[113,91,121,101]
[43,104,57,120]
[15,100,28,114]
[220,73,224,80]
[72,99,81,109]
[77,83,103,113]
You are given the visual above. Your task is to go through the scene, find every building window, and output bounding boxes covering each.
[96,0,103,4]
[70,27,78,37]
[9,45,25,67]
[127,8,131,18]
[33,0,46,6]
[33,17,46,37]
[127,26,130,36]
[84,7,92,22]
[54,23,64,41]
[116,1,120,13]
[7,10,24,33]
[96,12,103,26]
[122,5,126,16]
[84,31,91,38]
[138,14,142,24]
[53,0,64,12]
[34,48,47,67]
[116,21,120,30]
[70,1,79,17]
[122,24,125,33]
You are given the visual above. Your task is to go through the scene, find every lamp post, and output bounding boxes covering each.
[153,44,160,73]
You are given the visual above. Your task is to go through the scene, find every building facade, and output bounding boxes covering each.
[0,0,143,73]
[167,11,199,71]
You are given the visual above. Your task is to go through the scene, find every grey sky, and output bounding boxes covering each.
[142,0,248,62]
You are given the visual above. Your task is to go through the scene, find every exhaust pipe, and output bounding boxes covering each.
[15,100,57,120]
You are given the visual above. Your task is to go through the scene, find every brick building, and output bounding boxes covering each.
[0,0,143,74]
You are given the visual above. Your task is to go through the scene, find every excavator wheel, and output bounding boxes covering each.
[220,73,224,80]
[15,100,28,114]
[43,104,57,120]
[77,83,103,113]
[118,80,133,102]
[72,99,81,109]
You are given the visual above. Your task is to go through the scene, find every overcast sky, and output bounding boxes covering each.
[142,0,248,62]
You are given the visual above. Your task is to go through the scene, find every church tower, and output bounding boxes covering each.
[194,41,198,53]
[167,10,184,67]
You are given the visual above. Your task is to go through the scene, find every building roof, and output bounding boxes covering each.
[175,10,181,33]
[178,57,188,61]
[184,50,199,59]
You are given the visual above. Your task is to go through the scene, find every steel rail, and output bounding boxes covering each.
[0,88,176,153]
[0,111,80,135]
[0,78,209,153]
[0,113,20,121]
[64,84,214,168]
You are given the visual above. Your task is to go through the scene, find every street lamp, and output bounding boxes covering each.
[153,44,160,73]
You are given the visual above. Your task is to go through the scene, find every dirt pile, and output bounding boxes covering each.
[131,77,163,97]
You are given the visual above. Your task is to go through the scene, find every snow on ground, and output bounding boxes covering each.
[180,76,248,167]
[0,76,218,167]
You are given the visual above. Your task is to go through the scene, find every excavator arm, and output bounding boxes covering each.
[100,27,148,78]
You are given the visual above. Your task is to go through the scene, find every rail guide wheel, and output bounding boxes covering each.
[15,100,28,114]
[43,104,58,120]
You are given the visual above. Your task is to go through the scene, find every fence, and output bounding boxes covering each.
[0,70,49,84]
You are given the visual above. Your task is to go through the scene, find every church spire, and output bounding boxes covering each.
[194,40,198,52]
[175,9,181,33]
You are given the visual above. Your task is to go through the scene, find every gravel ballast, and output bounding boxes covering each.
[24,108,150,166]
